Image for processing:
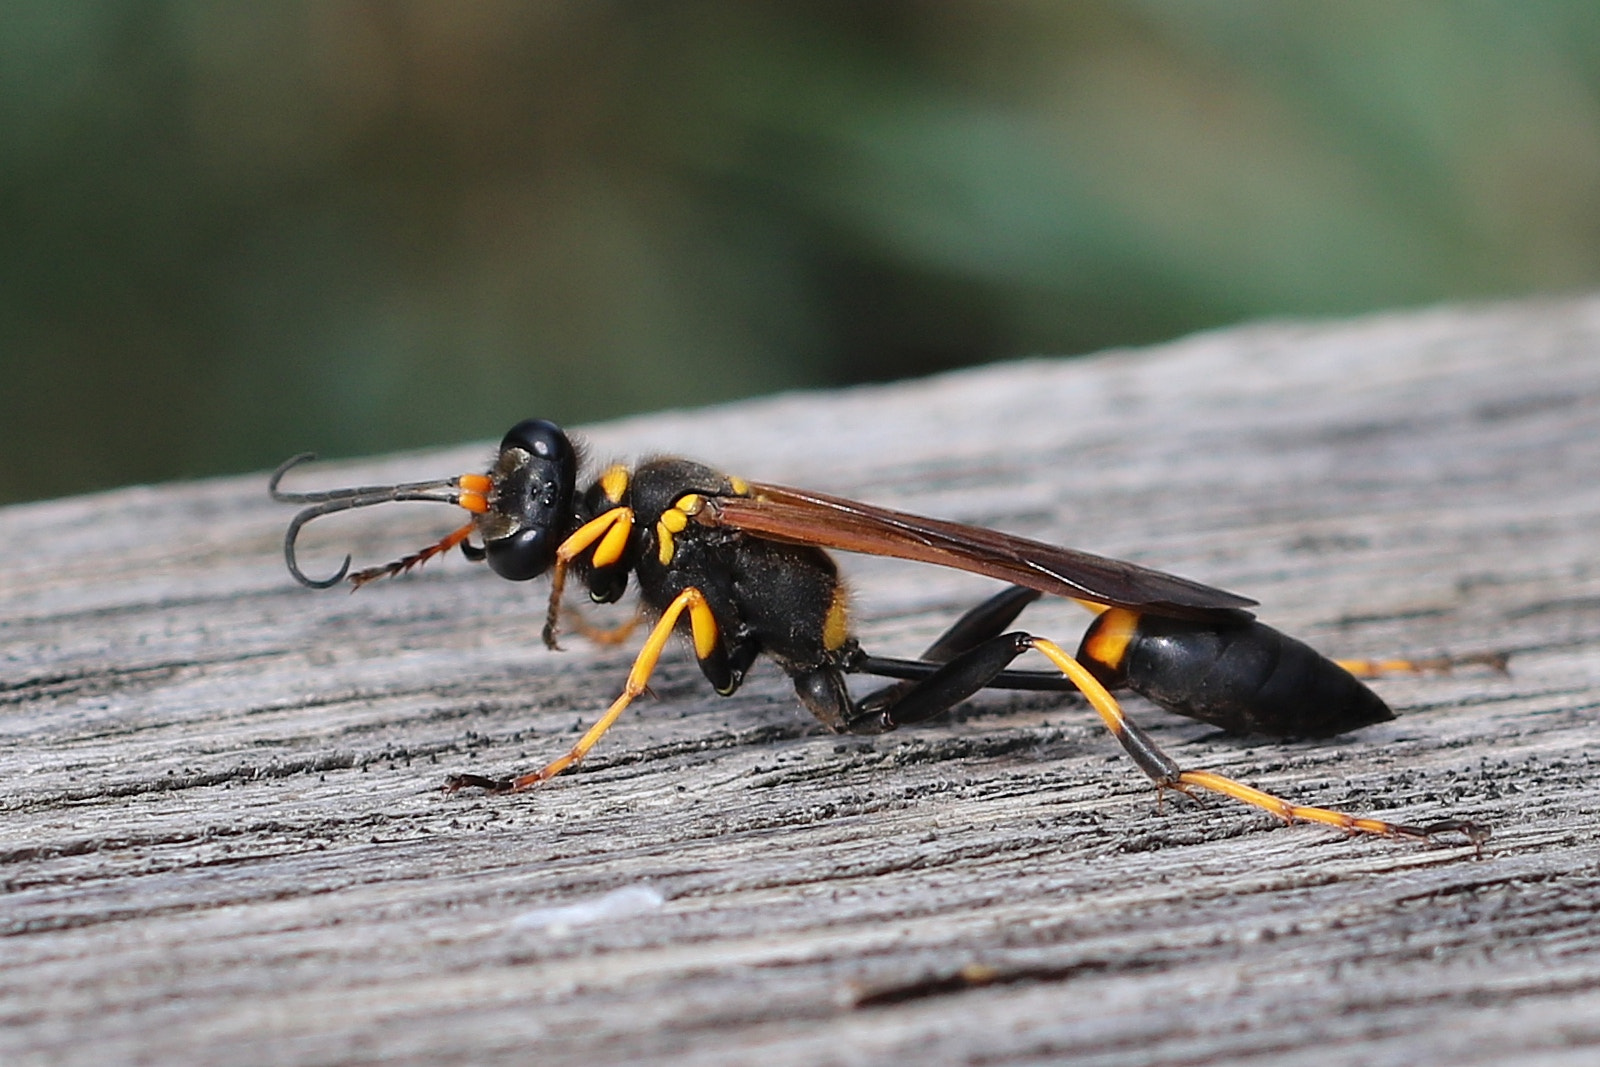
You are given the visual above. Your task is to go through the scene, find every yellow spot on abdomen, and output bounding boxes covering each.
[1080,607,1141,670]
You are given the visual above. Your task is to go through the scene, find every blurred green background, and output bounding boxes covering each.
[5,1,1600,504]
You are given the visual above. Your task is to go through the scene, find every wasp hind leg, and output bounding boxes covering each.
[850,584,1083,696]
[831,626,1488,850]
[1335,652,1510,678]
[915,584,1044,662]
[1018,636,1488,849]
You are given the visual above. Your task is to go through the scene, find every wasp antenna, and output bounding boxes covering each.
[268,453,320,501]
[269,453,466,506]
[270,453,483,588]
[283,504,355,588]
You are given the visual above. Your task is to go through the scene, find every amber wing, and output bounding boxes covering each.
[703,483,1256,621]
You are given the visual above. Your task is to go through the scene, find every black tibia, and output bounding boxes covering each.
[919,585,1043,661]
[1100,709,1181,786]
[855,656,1085,693]
[790,586,1051,734]
[1080,613,1394,737]
[845,632,1039,734]
[843,585,1055,733]
[853,585,1079,696]
[839,623,1180,791]
[446,773,514,794]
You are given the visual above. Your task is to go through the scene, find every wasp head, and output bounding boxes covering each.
[270,418,578,589]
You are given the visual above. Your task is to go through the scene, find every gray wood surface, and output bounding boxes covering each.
[4,298,1600,1066]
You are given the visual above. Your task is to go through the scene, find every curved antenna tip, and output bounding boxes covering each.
[269,453,320,500]
[289,552,352,590]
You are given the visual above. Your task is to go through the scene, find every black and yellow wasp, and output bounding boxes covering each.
[271,418,1488,847]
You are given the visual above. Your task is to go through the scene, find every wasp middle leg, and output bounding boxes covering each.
[447,586,729,793]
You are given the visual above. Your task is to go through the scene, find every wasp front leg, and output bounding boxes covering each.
[541,507,636,649]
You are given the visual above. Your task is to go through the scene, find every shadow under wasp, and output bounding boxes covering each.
[271,418,1493,849]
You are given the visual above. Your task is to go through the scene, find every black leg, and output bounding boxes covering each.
[917,585,1042,662]
[850,584,1079,694]
[845,625,1184,788]
[706,630,762,696]
[846,631,1041,732]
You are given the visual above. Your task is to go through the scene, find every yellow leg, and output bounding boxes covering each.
[509,587,719,791]
[349,520,478,588]
[1335,652,1509,678]
[565,605,646,648]
[542,507,635,649]
[1024,637,1487,848]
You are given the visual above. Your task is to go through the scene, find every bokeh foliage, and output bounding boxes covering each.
[4,1,1600,503]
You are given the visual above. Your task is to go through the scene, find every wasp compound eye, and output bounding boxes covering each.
[483,420,578,581]
[500,418,574,464]
[484,526,558,581]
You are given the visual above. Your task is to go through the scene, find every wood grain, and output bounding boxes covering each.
[4,298,1600,1066]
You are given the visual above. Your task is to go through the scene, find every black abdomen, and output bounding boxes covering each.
[1079,612,1393,737]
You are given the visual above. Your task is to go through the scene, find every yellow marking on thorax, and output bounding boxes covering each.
[822,584,852,651]
[649,499,694,566]
[655,495,704,565]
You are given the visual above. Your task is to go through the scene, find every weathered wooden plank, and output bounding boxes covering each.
[3,298,1600,1066]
